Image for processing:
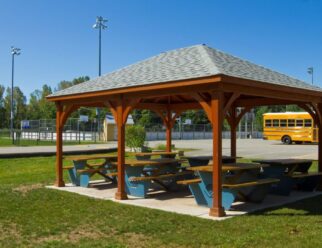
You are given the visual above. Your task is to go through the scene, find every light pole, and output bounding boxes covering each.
[307,67,314,85]
[93,16,107,141]
[10,46,21,144]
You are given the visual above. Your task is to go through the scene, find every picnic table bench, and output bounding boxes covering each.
[110,158,191,197]
[253,159,322,195]
[64,154,117,187]
[177,163,279,210]
[183,155,236,166]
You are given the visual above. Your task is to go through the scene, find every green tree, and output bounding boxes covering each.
[4,86,27,128]
[0,85,6,128]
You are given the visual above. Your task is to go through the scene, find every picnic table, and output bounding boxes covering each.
[253,159,322,195]
[64,154,118,187]
[134,151,180,160]
[177,163,279,210]
[183,155,236,166]
[111,158,191,197]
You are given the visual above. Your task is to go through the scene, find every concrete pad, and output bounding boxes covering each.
[47,181,322,221]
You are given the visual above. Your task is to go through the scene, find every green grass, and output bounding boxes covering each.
[0,156,322,247]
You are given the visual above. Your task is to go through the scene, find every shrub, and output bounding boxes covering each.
[125,125,146,151]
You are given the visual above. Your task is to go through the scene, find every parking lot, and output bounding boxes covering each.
[149,139,319,160]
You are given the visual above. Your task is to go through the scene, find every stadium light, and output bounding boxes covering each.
[10,46,21,144]
[92,16,108,139]
[307,67,314,85]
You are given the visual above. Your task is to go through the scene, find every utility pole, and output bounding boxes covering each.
[10,46,21,144]
[93,16,107,141]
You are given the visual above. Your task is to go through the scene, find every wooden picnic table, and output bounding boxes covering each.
[187,163,268,172]
[184,155,236,166]
[65,154,117,162]
[116,158,190,197]
[182,162,278,209]
[134,151,180,160]
[134,151,178,156]
[64,154,118,187]
[252,158,321,195]
[113,158,186,167]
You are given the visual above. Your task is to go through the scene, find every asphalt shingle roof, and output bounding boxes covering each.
[49,44,322,98]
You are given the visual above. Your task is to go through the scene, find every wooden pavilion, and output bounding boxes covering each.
[47,44,322,217]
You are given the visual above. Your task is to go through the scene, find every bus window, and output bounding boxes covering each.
[273,119,279,127]
[304,119,312,127]
[265,119,272,127]
[296,120,303,127]
[288,119,295,127]
[280,119,287,127]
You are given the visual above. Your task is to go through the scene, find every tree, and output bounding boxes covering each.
[4,86,27,128]
[0,85,6,129]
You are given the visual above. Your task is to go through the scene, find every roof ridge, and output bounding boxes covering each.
[197,45,221,75]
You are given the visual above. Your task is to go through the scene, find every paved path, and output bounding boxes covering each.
[0,143,117,158]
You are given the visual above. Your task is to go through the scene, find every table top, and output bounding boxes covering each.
[134,151,178,156]
[187,163,268,172]
[252,159,312,166]
[65,154,117,162]
[112,158,185,167]
[183,155,235,160]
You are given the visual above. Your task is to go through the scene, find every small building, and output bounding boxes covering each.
[103,114,134,141]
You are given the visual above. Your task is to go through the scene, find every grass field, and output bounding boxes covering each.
[0,156,322,247]
[0,137,103,147]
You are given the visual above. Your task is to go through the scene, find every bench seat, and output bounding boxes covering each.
[223,178,280,188]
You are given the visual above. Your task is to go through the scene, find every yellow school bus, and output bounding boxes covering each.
[263,112,318,144]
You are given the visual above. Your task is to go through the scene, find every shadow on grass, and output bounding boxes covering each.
[249,194,322,216]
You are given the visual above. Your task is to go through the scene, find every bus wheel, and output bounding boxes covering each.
[282,136,292,144]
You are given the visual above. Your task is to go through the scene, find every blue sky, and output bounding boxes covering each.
[0,0,321,101]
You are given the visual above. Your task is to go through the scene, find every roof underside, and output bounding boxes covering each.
[49,44,322,98]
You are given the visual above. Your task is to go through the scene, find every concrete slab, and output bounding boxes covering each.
[47,181,322,221]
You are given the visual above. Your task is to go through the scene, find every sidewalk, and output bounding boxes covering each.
[0,142,117,158]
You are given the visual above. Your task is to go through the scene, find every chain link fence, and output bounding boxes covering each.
[0,116,262,145]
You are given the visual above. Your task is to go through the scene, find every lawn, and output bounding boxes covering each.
[0,156,321,247]
[0,137,103,147]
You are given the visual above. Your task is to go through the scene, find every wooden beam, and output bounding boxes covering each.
[54,102,65,187]
[222,77,322,103]
[191,93,212,121]
[110,96,128,200]
[317,103,322,190]
[223,92,240,114]
[47,75,222,102]
[230,107,237,159]
[209,91,225,217]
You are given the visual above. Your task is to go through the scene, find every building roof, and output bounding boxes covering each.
[48,44,321,98]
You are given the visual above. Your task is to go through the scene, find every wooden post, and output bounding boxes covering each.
[54,102,65,187]
[318,103,322,190]
[230,108,237,160]
[209,92,225,217]
[166,110,172,152]
[115,97,128,200]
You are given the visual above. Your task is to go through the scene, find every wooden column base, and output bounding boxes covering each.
[209,207,226,217]
[54,180,65,187]
[115,191,128,200]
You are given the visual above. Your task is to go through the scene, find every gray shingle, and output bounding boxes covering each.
[49,44,321,98]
